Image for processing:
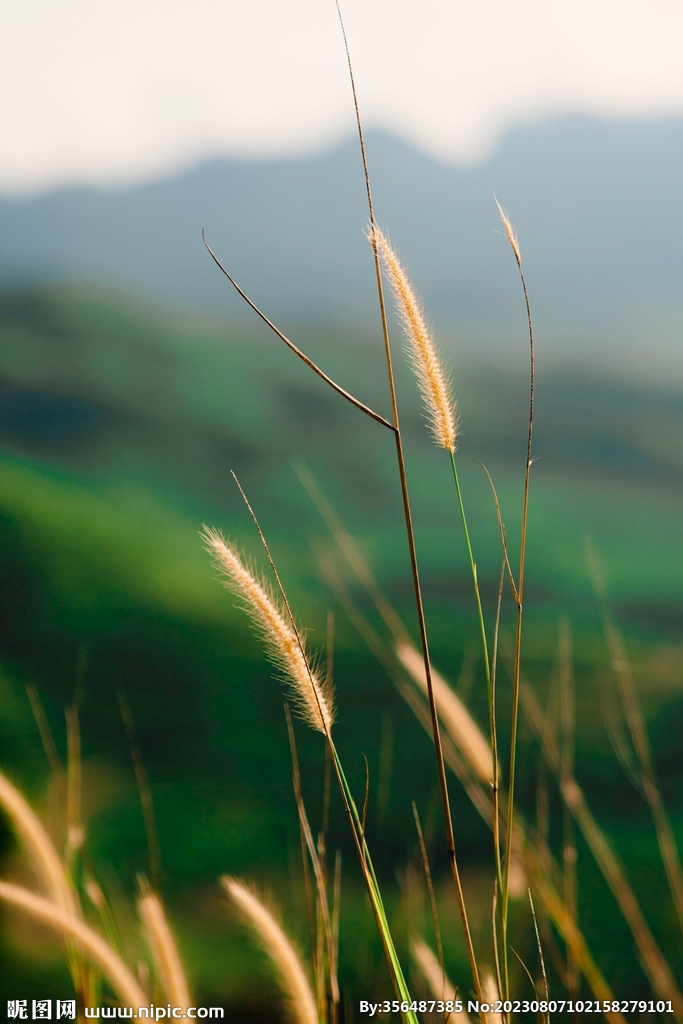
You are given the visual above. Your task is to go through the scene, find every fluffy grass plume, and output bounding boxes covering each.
[493,197,522,267]
[371,226,457,453]
[139,892,191,1009]
[481,969,503,1024]
[202,527,333,735]
[411,940,470,1022]
[222,877,318,1024]
[0,880,146,1006]
[0,772,75,914]
[397,645,492,783]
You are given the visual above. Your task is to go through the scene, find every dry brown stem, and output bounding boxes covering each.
[521,681,683,1017]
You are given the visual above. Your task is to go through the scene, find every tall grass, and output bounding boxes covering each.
[1,5,682,1020]
[198,15,683,1003]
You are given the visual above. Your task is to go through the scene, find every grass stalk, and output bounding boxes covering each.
[412,940,470,1023]
[558,618,579,1003]
[319,543,629,1011]
[331,849,342,1023]
[448,452,492,726]
[586,540,683,937]
[285,705,339,1015]
[523,859,626,1023]
[202,234,393,432]
[493,199,535,1011]
[26,684,66,799]
[412,802,445,988]
[207,480,417,1023]
[118,691,162,893]
[490,553,506,972]
[65,705,83,864]
[0,771,74,913]
[0,880,146,1006]
[328,740,418,1022]
[297,465,410,646]
[223,878,318,1024]
[139,891,191,1009]
[528,891,550,1024]
[449,451,504,923]
[521,679,683,1017]
[333,10,482,992]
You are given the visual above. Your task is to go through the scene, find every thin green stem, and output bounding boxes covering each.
[448,454,494,765]
[334,1,483,1003]
[449,451,505,929]
[500,249,534,1016]
[491,553,506,986]
[329,741,418,1024]
[233,475,414,1018]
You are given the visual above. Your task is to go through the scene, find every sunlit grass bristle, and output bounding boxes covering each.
[139,891,191,1009]
[0,771,74,914]
[0,880,146,1006]
[493,196,522,267]
[522,680,683,1013]
[411,941,469,1022]
[585,538,683,938]
[370,225,457,453]
[482,968,503,1024]
[222,877,318,1024]
[397,645,492,784]
[202,526,334,735]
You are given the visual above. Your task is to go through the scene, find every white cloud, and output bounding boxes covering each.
[3,0,683,194]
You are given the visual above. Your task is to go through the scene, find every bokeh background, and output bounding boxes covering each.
[1,0,683,1016]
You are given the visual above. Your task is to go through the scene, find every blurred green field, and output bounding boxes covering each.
[0,284,682,1014]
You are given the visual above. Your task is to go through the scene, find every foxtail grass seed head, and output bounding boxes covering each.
[412,941,470,1022]
[493,196,522,266]
[481,969,503,1024]
[0,881,146,1007]
[370,226,457,453]
[85,877,106,911]
[202,527,333,735]
[222,877,318,1024]
[396,645,493,783]
[508,833,527,900]
[0,772,75,914]
[139,892,191,1009]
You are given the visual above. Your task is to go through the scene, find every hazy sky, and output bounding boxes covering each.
[3,0,683,195]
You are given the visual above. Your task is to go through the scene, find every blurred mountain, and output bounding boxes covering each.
[2,281,683,492]
[1,118,683,373]
[1,281,683,614]
[1,284,682,1004]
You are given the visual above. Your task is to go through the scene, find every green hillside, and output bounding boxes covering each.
[0,283,682,1012]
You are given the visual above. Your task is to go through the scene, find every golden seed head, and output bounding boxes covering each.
[0,880,147,1007]
[412,941,454,1003]
[482,969,503,1024]
[85,878,106,910]
[370,226,458,453]
[412,942,470,1022]
[139,892,192,1009]
[493,196,522,266]
[222,877,318,1024]
[0,772,75,914]
[396,644,493,783]
[202,527,334,735]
